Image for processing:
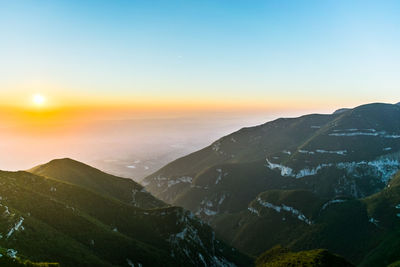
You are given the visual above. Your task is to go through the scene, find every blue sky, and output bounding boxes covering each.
[1,0,399,110]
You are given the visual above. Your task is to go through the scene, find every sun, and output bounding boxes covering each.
[33,94,46,106]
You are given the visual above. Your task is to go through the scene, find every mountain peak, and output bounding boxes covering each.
[29,158,93,173]
[48,157,81,164]
[333,108,351,114]
[333,102,400,115]
[352,102,398,110]
[29,158,166,209]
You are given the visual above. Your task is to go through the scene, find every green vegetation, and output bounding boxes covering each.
[255,246,353,267]
[388,261,400,267]
[0,248,59,267]
[0,258,59,267]
[29,158,166,209]
[142,103,400,266]
[0,163,251,266]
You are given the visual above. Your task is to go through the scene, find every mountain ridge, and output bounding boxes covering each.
[0,161,252,266]
[143,102,400,265]
[29,158,166,209]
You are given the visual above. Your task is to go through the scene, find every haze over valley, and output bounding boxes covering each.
[0,112,281,180]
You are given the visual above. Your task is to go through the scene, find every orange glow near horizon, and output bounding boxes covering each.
[0,80,384,123]
[0,92,364,127]
[0,88,374,137]
[0,90,358,111]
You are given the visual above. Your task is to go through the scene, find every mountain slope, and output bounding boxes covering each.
[357,172,400,266]
[143,102,400,265]
[0,247,59,267]
[0,168,251,266]
[209,171,400,266]
[29,158,165,209]
[144,103,400,205]
[211,190,380,263]
[255,246,353,267]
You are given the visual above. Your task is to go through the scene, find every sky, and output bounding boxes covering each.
[1,0,399,117]
[1,1,400,171]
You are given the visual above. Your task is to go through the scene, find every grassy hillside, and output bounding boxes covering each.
[389,261,400,267]
[357,172,400,266]
[212,172,400,266]
[255,246,353,267]
[0,169,251,266]
[29,158,166,209]
[0,247,59,267]
[145,103,400,209]
[211,190,377,263]
[142,103,400,265]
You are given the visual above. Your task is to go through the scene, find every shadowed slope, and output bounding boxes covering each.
[142,102,400,265]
